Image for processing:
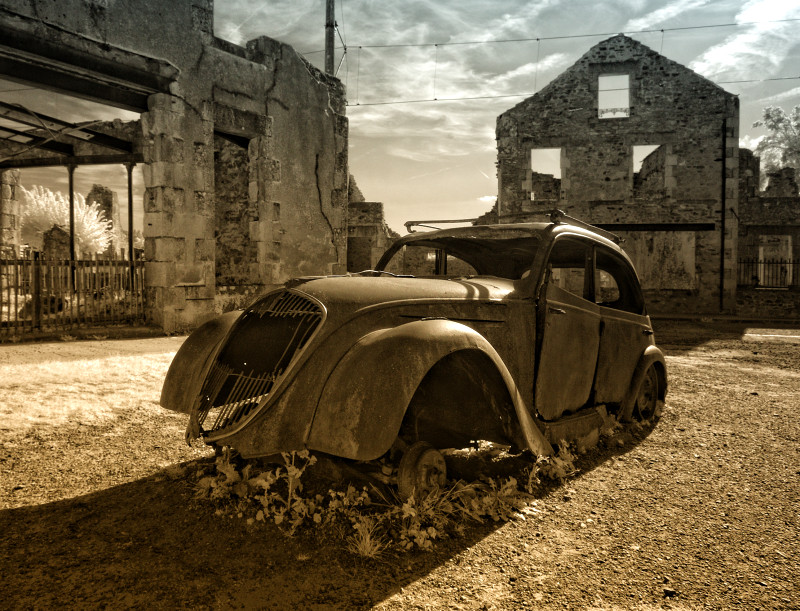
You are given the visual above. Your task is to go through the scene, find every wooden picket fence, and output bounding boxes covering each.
[0,251,145,339]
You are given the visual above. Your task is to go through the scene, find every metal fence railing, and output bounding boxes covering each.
[737,259,799,289]
[0,252,145,339]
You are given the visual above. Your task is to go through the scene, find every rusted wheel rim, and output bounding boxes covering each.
[397,441,447,499]
[633,366,658,421]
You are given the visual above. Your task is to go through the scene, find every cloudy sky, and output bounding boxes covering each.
[212,0,800,231]
[2,0,799,233]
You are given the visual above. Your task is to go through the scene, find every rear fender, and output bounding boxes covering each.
[307,318,553,460]
[159,310,242,414]
[620,345,668,421]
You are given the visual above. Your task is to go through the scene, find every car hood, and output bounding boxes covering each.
[287,275,519,310]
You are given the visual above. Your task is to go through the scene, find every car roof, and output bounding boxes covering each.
[394,220,625,254]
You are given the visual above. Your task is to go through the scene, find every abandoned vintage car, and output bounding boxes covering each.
[161,211,666,495]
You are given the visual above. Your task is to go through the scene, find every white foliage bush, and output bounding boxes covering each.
[20,185,113,255]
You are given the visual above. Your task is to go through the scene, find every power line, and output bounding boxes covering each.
[363,17,800,49]
[346,75,800,107]
[303,17,800,54]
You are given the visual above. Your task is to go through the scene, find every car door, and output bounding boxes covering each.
[593,245,652,404]
[534,237,601,420]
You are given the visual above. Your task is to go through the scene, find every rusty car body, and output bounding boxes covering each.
[161,211,666,488]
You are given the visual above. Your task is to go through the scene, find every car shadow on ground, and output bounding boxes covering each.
[0,421,658,609]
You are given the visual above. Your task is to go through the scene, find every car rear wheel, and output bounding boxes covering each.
[397,441,446,499]
[633,365,659,421]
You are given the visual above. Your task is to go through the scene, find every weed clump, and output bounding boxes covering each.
[194,444,579,557]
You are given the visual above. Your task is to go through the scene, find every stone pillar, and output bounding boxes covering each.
[141,93,215,332]
[722,111,740,313]
[247,117,282,288]
[0,169,20,257]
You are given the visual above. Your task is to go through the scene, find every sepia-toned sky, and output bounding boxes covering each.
[2,0,799,233]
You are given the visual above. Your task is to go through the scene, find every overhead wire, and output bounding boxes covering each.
[348,17,800,50]
[346,75,800,107]
[339,16,800,107]
[297,16,800,107]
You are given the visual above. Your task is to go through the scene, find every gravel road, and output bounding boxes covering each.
[1,320,798,609]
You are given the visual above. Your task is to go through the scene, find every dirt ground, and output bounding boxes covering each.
[1,320,799,610]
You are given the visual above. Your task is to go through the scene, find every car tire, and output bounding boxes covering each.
[397,441,447,499]
[632,364,659,421]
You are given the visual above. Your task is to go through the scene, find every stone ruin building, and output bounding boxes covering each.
[496,34,740,314]
[0,0,348,332]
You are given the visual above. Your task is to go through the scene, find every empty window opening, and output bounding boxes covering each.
[632,144,665,199]
[633,145,660,172]
[598,74,629,119]
[530,148,562,201]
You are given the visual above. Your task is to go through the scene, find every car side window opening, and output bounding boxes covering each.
[594,246,645,314]
[545,238,593,300]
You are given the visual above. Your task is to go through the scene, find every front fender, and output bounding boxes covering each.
[307,318,553,460]
[159,310,242,414]
[620,345,668,421]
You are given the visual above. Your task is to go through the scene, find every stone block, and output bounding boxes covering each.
[144,211,175,235]
[195,238,214,261]
[152,135,186,163]
[147,93,185,115]
[194,190,213,216]
[145,261,176,287]
[175,263,206,285]
[171,213,213,240]
[185,283,215,300]
[248,180,259,203]
[141,109,183,138]
[249,220,264,241]
[145,187,186,213]
[151,237,186,262]
[142,161,180,188]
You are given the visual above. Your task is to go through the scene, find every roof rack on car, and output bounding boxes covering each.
[548,209,622,244]
[404,218,479,233]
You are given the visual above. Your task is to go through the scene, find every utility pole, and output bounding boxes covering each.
[325,0,335,74]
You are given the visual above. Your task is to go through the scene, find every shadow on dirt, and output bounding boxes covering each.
[0,421,658,609]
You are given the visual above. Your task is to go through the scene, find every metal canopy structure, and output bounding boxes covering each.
[0,99,142,269]
[0,100,141,169]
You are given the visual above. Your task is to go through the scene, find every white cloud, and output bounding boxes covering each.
[624,0,713,31]
[754,86,800,106]
[740,134,764,150]
[689,0,800,80]
[478,195,497,203]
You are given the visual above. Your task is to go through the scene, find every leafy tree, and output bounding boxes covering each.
[752,105,800,187]
[19,185,112,255]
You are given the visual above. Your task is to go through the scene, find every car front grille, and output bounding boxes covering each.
[196,291,323,434]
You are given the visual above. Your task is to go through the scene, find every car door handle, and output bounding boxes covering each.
[549,307,567,315]
[642,329,654,335]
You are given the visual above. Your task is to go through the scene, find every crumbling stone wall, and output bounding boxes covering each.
[738,163,800,289]
[634,146,667,199]
[530,172,560,202]
[496,34,739,314]
[763,168,798,198]
[346,200,398,272]
[213,136,256,288]
[0,0,348,331]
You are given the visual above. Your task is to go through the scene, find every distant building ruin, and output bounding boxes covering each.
[496,34,739,314]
